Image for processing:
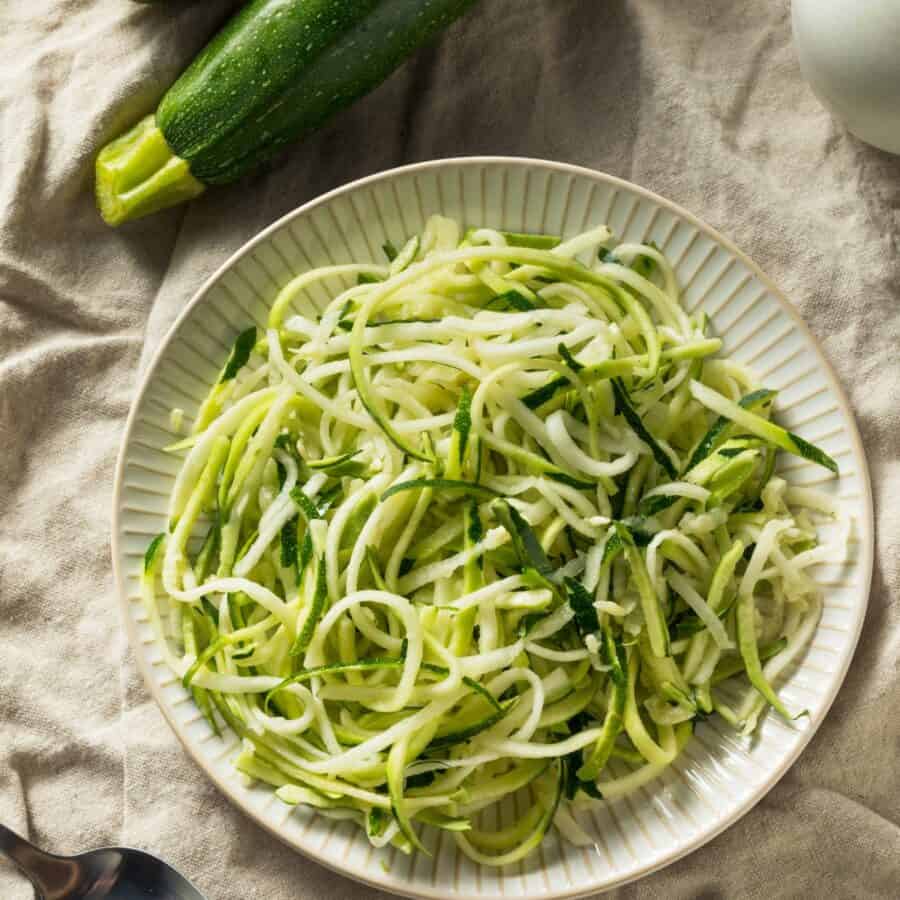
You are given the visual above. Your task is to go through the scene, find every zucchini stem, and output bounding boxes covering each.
[95,114,205,226]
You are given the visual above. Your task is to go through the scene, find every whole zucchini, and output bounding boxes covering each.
[96,0,477,225]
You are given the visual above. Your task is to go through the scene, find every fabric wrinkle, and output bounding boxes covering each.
[0,2,897,899]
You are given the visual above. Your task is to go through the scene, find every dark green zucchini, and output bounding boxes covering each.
[97,0,477,225]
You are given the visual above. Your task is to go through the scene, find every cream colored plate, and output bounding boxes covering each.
[112,159,873,899]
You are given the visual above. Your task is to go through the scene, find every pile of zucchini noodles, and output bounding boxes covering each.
[144,216,843,863]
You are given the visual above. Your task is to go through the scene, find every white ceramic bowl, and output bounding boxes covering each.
[112,158,873,899]
[793,0,900,155]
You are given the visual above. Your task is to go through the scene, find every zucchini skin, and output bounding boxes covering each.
[157,0,478,185]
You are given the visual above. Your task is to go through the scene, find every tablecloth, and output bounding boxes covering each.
[1,1,898,897]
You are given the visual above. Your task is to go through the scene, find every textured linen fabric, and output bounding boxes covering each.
[1,1,898,898]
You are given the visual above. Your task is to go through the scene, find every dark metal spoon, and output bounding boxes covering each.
[0,823,206,899]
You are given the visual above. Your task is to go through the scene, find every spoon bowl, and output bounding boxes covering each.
[0,824,205,900]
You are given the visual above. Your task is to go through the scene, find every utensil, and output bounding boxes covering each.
[112,157,873,899]
[0,823,205,900]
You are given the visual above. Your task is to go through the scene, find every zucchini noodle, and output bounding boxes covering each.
[143,217,844,863]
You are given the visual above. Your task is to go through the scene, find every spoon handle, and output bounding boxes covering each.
[0,824,82,900]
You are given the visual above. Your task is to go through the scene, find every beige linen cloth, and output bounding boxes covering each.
[1,1,898,897]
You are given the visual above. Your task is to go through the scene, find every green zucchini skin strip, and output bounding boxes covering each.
[280,515,299,570]
[492,499,553,576]
[289,487,321,524]
[306,450,367,478]
[143,533,165,573]
[601,620,626,683]
[382,240,399,262]
[522,375,570,411]
[427,699,516,750]
[381,478,500,502]
[290,554,328,655]
[690,380,838,474]
[638,493,678,516]
[183,631,241,689]
[577,675,626,781]
[191,327,258,437]
[684,387,776,473]
[615,523,669,658]
[611,378,677,479]
[445,385,473,479]
[221,328,257,382]
[600,532,624,567]
[486,289,536,311]
[564,577,599,636]
[450,499,483,656]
